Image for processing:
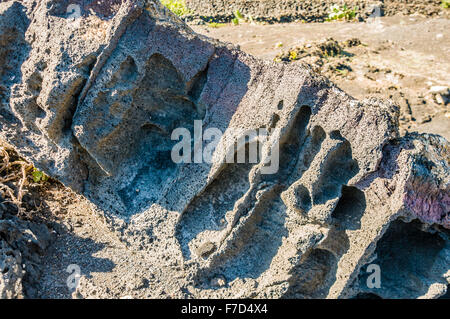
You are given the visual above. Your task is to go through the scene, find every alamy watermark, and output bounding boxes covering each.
[366,263,381,289]
[66,3,82,29]
[66,264,81,290]
[171,121,280,174]
[365,3,385,33]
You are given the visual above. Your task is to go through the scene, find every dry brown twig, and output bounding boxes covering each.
[0,144,34,216]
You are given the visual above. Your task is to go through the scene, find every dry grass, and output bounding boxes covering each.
[0,143,31,214]
[0,140,80,222]
[0,141,47,218]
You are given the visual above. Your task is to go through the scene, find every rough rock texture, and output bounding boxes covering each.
[0,202,51,298]
[0,0,449,299]
[184,0,447,23]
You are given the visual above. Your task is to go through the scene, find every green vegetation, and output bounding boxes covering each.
[442,0,450,9]
[206,9,255,27]
[234,9,244,20]
[161,0,191,17]
[32,168,48,183]
[207,22,227,28]
[326,4,358,22]
[289,50,299,61]
[230,9,255,26]
[232,9,244,25]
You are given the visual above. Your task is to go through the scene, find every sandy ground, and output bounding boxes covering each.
[5,16,448,298]
[192,16,450,140]
[37,192,172,299]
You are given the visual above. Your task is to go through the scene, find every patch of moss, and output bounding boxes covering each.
[326,4,358,22]
[161,0,191,17]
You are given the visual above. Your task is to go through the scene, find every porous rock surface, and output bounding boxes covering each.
[0,200,51,298]
[0,0,448,298]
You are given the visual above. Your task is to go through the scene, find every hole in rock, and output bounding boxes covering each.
[283,248,338,298]
[331,186,366,230]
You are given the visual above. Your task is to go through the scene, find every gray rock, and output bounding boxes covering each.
[0,213,51,298]
[0,0,448,299]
